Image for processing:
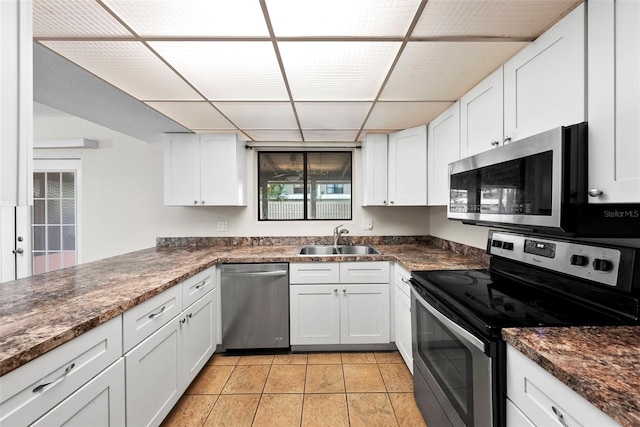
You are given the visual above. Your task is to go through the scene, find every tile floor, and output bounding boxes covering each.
[161,351,427,427]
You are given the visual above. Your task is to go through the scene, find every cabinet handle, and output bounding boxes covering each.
[389,201,394,205]
[334,289,338,293]
[201,200,205,204]
[195,281,207,290]
[342,289,347,293]
[490,140,500,146]
[180,317,186,324]
[194,200,198,205]
[148,305,166,319]
[12,248,24,255]
[33,363,75,393]
[401,278,411,284]
[552,406,569,427]
[383,200,386,204]
[187,313,193,319]
[588,188,603,198]
[503,136,512,144]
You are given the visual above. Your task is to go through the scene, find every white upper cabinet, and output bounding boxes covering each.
[164,133,247,206]
[504,3,586,142]
[361,133,389,206]
[428,102,460,206]
[387,124,428,206]
[588,0,640,203]
[460,67,504,158]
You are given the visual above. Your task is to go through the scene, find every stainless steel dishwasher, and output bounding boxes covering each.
[220,263,289,352]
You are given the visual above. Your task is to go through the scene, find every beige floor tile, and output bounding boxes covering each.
[305,365,345,393]
[264,364,307,393]
[273,353,308,365]
[374,351,405,364]
[203,394,260,427]
[307,352,342,364]
[207,353,240,366]
[237,354,275,365]
[301,393,349,427]
[161,394,217,427]
[379,363,414,392]
[343,364,386,392]
[347,393,399,427]
[341,352,377,364]
[221,365,270,394]
[185,365,234,395]
[388,392,427,427]
[253,394,303,427]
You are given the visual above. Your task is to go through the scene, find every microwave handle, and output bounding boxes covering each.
[411,285,486,353]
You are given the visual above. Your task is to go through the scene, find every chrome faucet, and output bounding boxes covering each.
[333,224,349,247]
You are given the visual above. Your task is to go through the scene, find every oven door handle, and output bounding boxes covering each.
[411,286,487,353]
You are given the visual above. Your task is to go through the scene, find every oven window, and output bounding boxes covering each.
[416,303,474,425]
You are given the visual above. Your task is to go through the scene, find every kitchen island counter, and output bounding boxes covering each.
[503,326,640,427]
[0,239,486,376]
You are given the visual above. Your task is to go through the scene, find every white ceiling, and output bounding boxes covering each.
[33,0,583,142]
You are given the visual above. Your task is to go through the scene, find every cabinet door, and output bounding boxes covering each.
[361,133,389,206]
[32,359,125,427]
[394,287,412,373]
[340,284,390,345]
[428,102,460,206]
[504,4,585,142]
[200,134,246,206]
[388,125,427,206]
[460,67,504,158]
[588,0,640,203]
[182,289,216,390]
[125,316,181,427]
[506,398,535,427]
[290,285,340,345]
[163,134,201,206]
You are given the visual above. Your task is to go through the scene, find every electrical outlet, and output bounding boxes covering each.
[362,219,373,230]
[217,221,228,232]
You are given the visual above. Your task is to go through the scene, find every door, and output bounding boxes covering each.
[428,102,460,206]
[0,206,31,282]
[388,125,427,206]
[395,287,412,372]
[290,285,340,345]
[361,133,388,206]
[340,284,390,344]
[163,134,201,206]
[182,290,216,389]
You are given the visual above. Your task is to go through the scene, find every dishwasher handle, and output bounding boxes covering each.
[223,270,288,278]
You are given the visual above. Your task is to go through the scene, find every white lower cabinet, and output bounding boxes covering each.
[393,264,412,373]
[506,344,620,427]
[32,358,125,427]
[125,288,216,427]
[290,262,390,346]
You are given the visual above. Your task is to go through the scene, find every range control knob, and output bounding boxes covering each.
[570,254,589,267]
[592,258,613,272]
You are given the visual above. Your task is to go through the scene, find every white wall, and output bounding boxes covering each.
[428,206,489,249]
[34,115,430,262]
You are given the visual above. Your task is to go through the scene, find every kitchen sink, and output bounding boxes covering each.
[296,245,382,256]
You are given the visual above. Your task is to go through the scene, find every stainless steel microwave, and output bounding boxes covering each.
[448,123,588,235]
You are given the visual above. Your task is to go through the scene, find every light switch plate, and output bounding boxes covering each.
[362,219,373,230]
[217,221,228,232]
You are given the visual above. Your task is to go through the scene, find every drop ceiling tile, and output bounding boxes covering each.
[380,41,527,101]
[215,102,297,129]
[279,42,401,101]
[413,0,583,38]
[41,41,202,101]
[366,102,454,130]
[34,0,133,37]
[243,130,304,142]
[150,41,289,101]
[102,0,269,37]
[302,130,360,142]
[266,0,421,37]
[296,102,372,129]
[145,102,235,130]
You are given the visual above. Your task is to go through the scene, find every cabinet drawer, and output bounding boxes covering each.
[506,344,619,427]
[182,266,215,309]
[394,264,411,297]
[290,262,340,284]
[123,284,182,352]
[0,316,122,427]
[340,261,389,283]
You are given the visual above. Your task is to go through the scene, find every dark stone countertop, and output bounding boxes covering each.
[0,239,488,377]
[503,326,640,427]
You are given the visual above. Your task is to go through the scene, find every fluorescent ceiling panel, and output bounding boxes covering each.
[33,0,132,37]
[102,0,269,37]
[215,102,298,129]
[302,130,360,142]
[41,41,202,101]
[366,101,454,130]
[413,0,583,38]
[381,41,527,100]
[295,102,372,129]
[243,130,304,142]
[145,102,235,129]
[279,42,401,101]
[150,41,289,101]
[266,0,421,37]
